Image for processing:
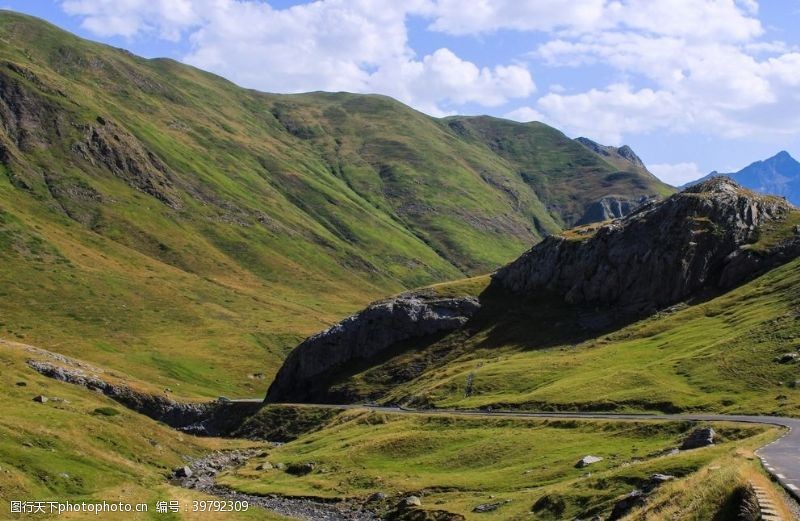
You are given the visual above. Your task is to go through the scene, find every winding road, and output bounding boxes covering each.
[251,402,800,503]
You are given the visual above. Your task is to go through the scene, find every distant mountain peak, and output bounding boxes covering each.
[617,145,645,167]
[574,137,648,171]
[683,151,800,205]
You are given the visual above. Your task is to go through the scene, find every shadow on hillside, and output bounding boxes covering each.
[467,280,641,352]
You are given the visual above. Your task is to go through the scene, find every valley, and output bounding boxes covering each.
[1,9,800,521]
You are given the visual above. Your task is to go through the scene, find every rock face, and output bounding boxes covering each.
[27,359,260,435]
[576,195,652,225]
[266,295,481,403]
[680,427,715,450]
[495,178,799,312]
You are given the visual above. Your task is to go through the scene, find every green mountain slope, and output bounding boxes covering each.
[272,179,800,416]
[0,11,671,395]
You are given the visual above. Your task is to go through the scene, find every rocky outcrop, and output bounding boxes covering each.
[680,427,715,450]
[73,117,181,209]
[575,137,646,169]
[576,195,652,225]
[27,359,259,435]
[266,295,481,403]
[494,177,800,312]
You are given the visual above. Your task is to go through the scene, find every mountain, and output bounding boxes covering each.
[0,11,673,394]
[684,151,800,205]
[267,177,800,411]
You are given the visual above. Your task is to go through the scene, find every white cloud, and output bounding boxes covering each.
[62,0,202,41]
[426,0,608,35]
[536,84,682,144]
[531,3,800,142]
[504,106,547,123]
[648,162,705,186]
[427,0,762,41]
[59,0,534,114]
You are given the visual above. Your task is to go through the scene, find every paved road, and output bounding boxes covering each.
[249,402,800,502]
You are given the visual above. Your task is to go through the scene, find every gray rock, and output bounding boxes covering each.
[266,295,481,402]
[644,473,675,492]
[400,496,422,508]
[32,395,47,403]
[256,462,273,471]
[575,455,603,468]
[274,462,286,470]
[26,359,260,436]
[367,492,387,502]
[495,178,799,313]
[681,427,715,450]
[15,381,26,387]
[776,353,799,363]
[609,490,646,520]
[174,466,193,478]
[472,501,509,513]
[577,196,652,225]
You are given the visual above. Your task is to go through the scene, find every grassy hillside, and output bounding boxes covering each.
[0,11,671,396]
[0,339,287,521]
[220,407,778,520]
[319,230,800,416]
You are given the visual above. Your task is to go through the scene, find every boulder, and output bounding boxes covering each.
[681,427,715,450]
[174,466,193,478]
[575,455,603,468]
[644,473,675,492]
[401,496,422,508]
[256,462,273,471]
[367,492,388,502]
[472,500,509,513]
[32,395,47,403]
[776,353,799,364]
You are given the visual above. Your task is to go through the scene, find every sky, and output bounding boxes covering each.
[4,1,800,185]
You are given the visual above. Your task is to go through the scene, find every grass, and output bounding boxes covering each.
[0,340,289,521]
[219,408,778,520]
[332,254,800,416]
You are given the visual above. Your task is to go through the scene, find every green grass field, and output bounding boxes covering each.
[0,340,293,520]
[219,407,779,520]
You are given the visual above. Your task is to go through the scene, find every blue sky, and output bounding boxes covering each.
[5,1,800,185]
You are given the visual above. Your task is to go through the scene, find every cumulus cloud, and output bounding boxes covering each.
[62,0,202,41]
[648,162,705,186]
[504,106,547,123]
[530,2,800,142]
[536,84,683,144]
[426,0,608,35]
[427,0,762,41]
[60,0,534,114]
[58,0,800,145]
